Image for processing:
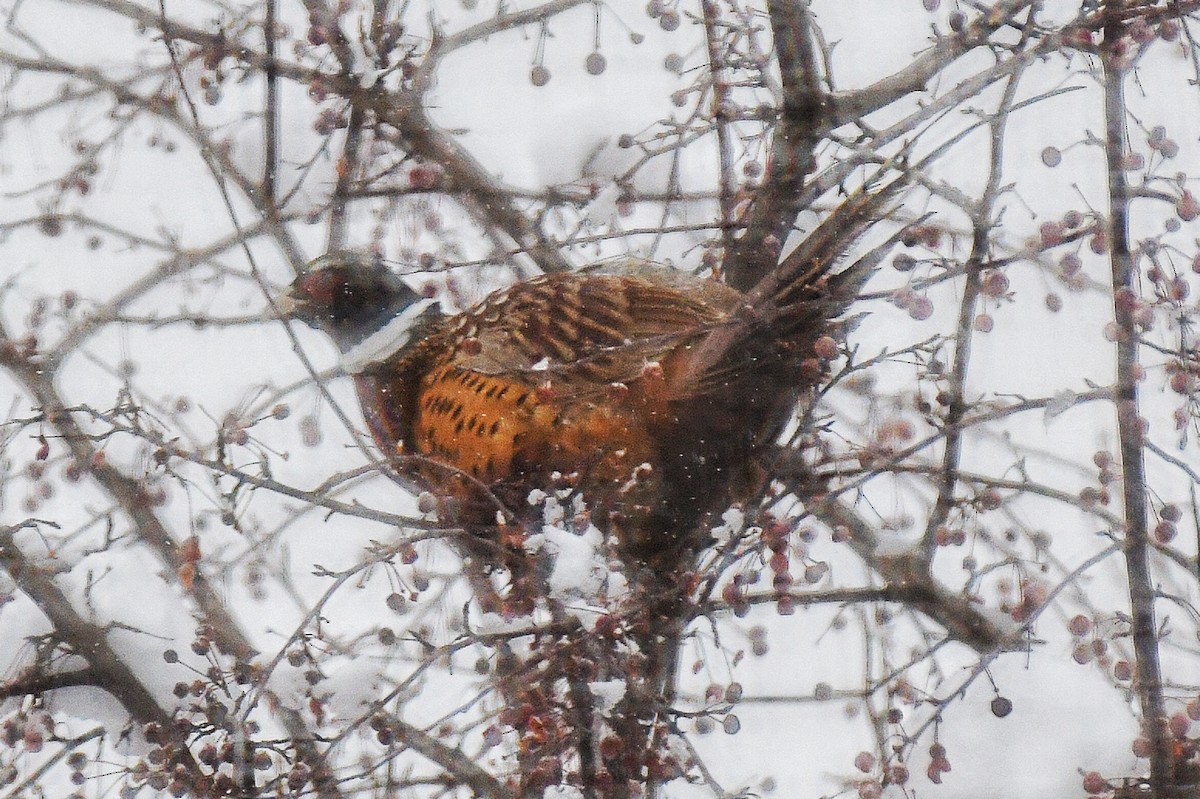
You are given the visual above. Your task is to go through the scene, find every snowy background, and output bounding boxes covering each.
[1,1,1198,797]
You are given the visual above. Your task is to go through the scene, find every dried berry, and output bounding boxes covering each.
[1177,192,1199,222]
[907,295,934,321]
[585,52,606,75]
[1083,771,1108,794]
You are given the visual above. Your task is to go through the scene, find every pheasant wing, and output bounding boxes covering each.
[450,272,736,390]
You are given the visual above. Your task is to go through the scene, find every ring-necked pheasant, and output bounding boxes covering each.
[283,186,899,575]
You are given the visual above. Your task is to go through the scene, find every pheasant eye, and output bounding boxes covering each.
[297,270,342,305]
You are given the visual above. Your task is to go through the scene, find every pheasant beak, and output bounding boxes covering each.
[274,286,321,329]
[274,290,297,318]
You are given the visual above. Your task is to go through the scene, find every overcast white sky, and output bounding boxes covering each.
[1,2,1198,797]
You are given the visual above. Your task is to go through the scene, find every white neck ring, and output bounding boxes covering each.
[339,298,438,374]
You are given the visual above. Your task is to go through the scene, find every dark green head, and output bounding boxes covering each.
[284,252,440,372]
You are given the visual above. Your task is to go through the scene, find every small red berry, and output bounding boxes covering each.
[1177,192,1200,222]
[1082,771,1108,794]
[813,335,838,360]
[1068,614,1092,636]
[907,296,934,321]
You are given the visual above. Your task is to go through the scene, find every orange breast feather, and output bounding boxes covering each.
[413,364,659,492]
